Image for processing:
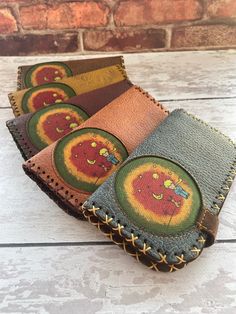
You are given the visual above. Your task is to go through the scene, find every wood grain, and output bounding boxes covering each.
[0,51,236,313]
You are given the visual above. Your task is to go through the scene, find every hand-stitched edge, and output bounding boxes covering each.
[6,119,32,160]
[26,88,167,213]
[9,64,128,118]
[182,110,236,216]
[81,201,205,272]
[134,86,169,114]
[115,64,128,81]
[23,159,87,220]
[8,93,21,117]
[17,66,23,90]
[23,86,168,223]
[120,56,126,71]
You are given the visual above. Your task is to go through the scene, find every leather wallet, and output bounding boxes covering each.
[17,56,125,89]
[23,86,169,219]
[9,65,126,117]
[6,80,133,160]
[82,109,236,272]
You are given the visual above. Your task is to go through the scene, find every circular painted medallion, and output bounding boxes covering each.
[115,156,202,235]
[27,103,90,150]
[24,62,73,88]
[54,128,128,193]
[22,83,77,113]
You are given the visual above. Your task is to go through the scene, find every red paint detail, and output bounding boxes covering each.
[35,66,64,85]
[70,139,115,179]
[132,170,183,216]
[42,112,81,142]
[32,90,66,111]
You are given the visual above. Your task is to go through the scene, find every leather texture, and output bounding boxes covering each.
[6,80,133,160]
[9,65,127,117]
[17,56,124,90]
[82,109,236,272]
[196,208,219,247]
[23,86,168,219]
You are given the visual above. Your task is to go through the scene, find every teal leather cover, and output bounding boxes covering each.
[82,109,236,271]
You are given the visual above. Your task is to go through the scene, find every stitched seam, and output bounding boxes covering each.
[17,66,23,90]
[25,159,88,205]
[8,93,21,117]
[115,64,128,81]
[81,201,205,272]
[6,120,33,160]
[134,86,169,114]
[182,110,236,215]
[120,56,126,71]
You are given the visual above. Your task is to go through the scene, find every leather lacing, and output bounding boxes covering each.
[80,114,236,272]
[23,159,202,272]
[81,201,205,272]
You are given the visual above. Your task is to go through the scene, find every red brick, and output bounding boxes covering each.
[20,2,109,30]
[206,0,236,18]
[20,5,47,30]
[83,29,166,51]
[0,8,17,34]
[171,24,236,48]
[114,0,203,26]
[0,33,79,56]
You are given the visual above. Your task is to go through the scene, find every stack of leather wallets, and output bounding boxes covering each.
[6,56,236,272]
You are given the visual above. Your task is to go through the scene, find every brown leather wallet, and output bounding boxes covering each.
[17,56,125,90]
[9,65,127,117]
[23,86,169,219]
[7,80,133,160]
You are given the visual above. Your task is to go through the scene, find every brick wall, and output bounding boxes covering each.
[0,0,236,55]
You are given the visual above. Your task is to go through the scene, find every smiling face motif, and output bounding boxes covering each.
[54,128,128,193]
[24,62,73,88]
[27,103,89,150]
[22,83,77,113]
[115,156,202,235]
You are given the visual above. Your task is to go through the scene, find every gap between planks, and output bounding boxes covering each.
[0,239,235,248]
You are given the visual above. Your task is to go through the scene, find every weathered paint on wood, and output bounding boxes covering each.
[0,243,235,314]
[1,50,236,108]
[0,51,236,313]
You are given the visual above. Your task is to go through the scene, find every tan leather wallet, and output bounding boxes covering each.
[9,65,126,117]
[23,86,169,219]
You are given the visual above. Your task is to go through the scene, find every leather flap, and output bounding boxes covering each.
[196,208,219,247]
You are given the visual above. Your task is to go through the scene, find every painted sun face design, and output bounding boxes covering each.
[27,103,89,150]
[22,83,77,113]
[54,128,128,193]
[24,62,73,88]
[115,156,201,235]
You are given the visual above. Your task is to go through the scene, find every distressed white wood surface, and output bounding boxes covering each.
[0,51,236,313]
[1,50,236,108]
[0,243,235,314]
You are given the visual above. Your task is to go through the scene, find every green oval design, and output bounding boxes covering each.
[24,62,73,88]
[27,103,90,150]
[54,128,128,193]
[22,82,77,114]
[115,156,202,235]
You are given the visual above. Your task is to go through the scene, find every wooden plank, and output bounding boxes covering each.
[0,95,236,243]
[0,243,235,313]
[1,50,236,108]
